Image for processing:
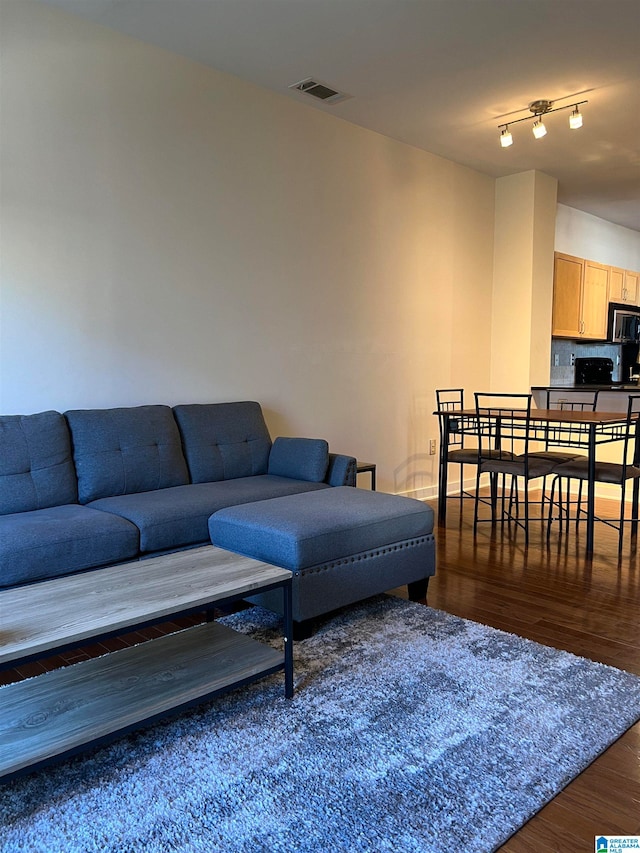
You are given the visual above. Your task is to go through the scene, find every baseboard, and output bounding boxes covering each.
[392,477,635,507]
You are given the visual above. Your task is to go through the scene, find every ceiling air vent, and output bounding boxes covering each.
[289,77,351,105]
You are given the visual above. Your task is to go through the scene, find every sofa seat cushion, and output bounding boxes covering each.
[89,476,330,553]
[208,486,434,571]
[0,410,78,514]
[0,505,139,588]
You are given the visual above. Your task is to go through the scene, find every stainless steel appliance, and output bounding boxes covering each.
[609,304,640,343]
[574,357,613,385]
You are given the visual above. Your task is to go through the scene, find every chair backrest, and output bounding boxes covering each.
[542,389,599,450]
[623,395,640,472]
[474,392,533,463]
[546,389,599,411]
[435,389,464,412]
[435,389,469,450]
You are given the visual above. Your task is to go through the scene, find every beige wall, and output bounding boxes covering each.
[490,171,557,391]
[0,0,496,497]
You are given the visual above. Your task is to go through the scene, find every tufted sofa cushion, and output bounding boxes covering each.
[65,406,189,503]
[0,411,78,515]
[173,402,272,484]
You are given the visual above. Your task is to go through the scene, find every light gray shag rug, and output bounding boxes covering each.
[2,595,640,853]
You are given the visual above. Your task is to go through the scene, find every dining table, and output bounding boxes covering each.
[435,406,639,556]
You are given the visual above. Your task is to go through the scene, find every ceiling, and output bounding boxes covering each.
[41,0,640,232]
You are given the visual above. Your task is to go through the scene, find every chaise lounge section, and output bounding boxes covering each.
[209,486,435,636]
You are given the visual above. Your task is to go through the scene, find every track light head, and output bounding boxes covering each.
[532,119,547,139]
[500,127,513,147]
[569,106,583,129]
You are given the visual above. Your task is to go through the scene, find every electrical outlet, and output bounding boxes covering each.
[570,353,575,366]
[429,439,437,455]
[554,353,559,367]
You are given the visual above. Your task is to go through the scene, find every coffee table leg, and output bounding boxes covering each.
[283,578,294,698]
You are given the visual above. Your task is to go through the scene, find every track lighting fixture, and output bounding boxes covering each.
[498,98,587,147]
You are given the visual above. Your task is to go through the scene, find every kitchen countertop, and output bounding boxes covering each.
[532,384,640,391]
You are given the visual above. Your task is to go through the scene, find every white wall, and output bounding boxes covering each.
[555,205,640,269]
[0,0,496,497]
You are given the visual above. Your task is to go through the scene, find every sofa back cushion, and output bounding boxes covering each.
[65,405,189,503]
[173,402,272,484]
[0,410,78,514]
[267,437,329,482]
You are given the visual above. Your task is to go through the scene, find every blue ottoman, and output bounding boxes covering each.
[208,487,435,635]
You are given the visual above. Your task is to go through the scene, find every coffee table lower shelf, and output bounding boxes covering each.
[0,621,283,780]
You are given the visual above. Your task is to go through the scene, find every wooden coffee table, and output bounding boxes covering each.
[0,545,293,781]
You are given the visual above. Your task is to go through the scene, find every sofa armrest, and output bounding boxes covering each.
[325,453,357,487]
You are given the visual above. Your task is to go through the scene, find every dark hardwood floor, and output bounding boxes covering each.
[3,493,638,851]
[407,494,640,852]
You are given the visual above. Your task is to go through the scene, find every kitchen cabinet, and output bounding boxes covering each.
[552,253,609,339]
[582,260,610,338]
[625,269,639,305]
[610,266,638,304]
[609,267,627,302]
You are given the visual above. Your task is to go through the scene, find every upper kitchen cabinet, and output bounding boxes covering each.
[552,253,609,339]
[610,266,639,304]
[624,269,639,305]
[552,253,583,337]
[582,260,610,338]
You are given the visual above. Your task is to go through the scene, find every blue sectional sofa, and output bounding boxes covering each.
[1,400,435,634]
[0,402,355,589]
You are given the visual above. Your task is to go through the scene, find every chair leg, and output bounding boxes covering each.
[491,473,499,524]
[557,477,564,529]
[473,468,481,535]
[548,475,566,536]
[575,480,584,530]
[619,482,627,553]
[499,473,507,525]
[547,476,556,536]
[540,475,547,520]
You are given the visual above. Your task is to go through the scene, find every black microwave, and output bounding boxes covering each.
[609,304,640,343]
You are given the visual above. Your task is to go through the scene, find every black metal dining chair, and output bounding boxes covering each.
[473,393,555,544]
[435,389,479,508]
[530,388,599,523]
[530,389,599,462]
[549,395,640,552]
